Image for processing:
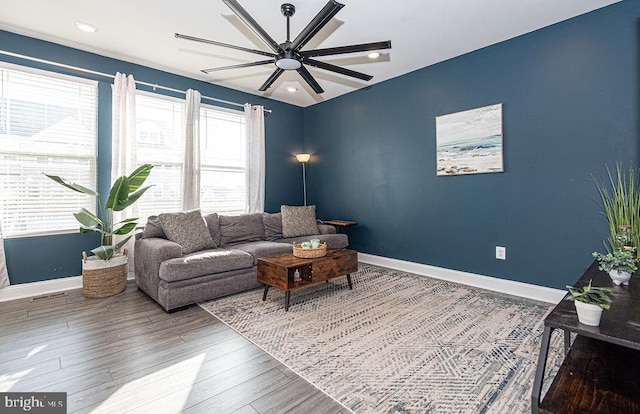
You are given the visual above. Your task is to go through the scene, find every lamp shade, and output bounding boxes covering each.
[296,153,311,163]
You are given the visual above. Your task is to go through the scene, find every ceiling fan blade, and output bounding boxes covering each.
[297,65,324,94]
[289,0,344,52]
[300,41,392,58]
[202,60,274,74]
[259,68,285,91]
[175,33,276,58]
[304,59,372,81]
[222,0,283,54]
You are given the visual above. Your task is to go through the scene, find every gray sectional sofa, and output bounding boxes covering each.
[134,209,348,312]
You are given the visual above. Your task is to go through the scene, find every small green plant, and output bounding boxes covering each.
[45,164,154,260]
[592,249,638,273]
[565,279,614,310]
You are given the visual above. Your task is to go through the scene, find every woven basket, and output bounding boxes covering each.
[292,242,327,258]
[82,250,128,298]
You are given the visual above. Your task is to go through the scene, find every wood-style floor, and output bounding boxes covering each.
[0,283,347,414]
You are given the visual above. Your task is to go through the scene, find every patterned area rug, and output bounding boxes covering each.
[199,264,563,413]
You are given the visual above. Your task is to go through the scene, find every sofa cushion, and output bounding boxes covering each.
[159,210,216,255]
[219,213,265,246]
[228,241,293,265]
[262,212,283,241]
[159,248,254,282]
[277,233,348,249]
[203,212,221,247]
[281,205,319,238]
[141,215,166,239]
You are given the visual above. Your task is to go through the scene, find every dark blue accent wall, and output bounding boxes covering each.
[0,30,303,284]
[303,1,639,289]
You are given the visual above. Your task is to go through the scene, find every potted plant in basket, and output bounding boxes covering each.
[44,164,153,298]
[592,249,638,286]
[565,279,614,326]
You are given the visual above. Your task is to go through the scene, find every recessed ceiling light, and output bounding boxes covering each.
[367,52,380,59]
[74,21,98,33]
[286,86,298,93]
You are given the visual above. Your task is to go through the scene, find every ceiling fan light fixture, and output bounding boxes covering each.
[275,57,302,70]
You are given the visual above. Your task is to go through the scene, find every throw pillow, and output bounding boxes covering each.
[141,215,166,239]
[203,212,221,247]
[262,212,283,241]
[158,210,216,254]
[280,205,319,238]
[219,213,265,246]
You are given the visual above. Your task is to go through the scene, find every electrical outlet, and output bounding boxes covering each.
[496,246,506,260]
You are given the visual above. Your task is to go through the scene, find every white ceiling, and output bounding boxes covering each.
[0,0,619,107]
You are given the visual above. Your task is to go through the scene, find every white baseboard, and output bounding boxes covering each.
[357,253,565,304]
[1,255,564,305]
[0,272,135,303]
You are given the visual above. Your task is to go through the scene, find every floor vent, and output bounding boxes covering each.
[30,292,68,302]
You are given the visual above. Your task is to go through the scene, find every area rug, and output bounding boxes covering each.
[199,264,563,413]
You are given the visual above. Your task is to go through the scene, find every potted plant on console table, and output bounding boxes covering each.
[565,279,614,326]
[45,164,153,298]
[592,249,638,286]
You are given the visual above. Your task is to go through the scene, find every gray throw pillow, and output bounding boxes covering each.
[203,212,221,247]
[219,213,265,246]
[262,212,283,241]
[141,215,166,239]
[158,210,216,254]
[281,205,319,238]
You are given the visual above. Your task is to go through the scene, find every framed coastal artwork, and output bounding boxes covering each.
[435,103,503,176]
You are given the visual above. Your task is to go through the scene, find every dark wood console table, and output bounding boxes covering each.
[531,261,640,413]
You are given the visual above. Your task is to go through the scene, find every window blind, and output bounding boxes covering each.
[135,92,185,219]
[135,94,248,219]
[0,64,97,237]
[200,106,246,215]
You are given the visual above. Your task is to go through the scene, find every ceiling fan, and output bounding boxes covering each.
[175,0,391,94]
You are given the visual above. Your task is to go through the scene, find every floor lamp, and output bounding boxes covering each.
[295,153,311,206]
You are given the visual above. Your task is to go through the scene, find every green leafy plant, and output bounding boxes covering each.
[592,249,638,273]
[45,164,154,260]
[593,165,640,251]
[565,279,614,310]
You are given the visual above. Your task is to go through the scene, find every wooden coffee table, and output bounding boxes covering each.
[257,248,358,311]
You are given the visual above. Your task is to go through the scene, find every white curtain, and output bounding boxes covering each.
[111,73,137,266]
[183,89,201,211]
[112,73,137,184]
[0,220,9,289]
[244,103,265,213]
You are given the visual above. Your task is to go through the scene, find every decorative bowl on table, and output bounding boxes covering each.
[293,242,327,258]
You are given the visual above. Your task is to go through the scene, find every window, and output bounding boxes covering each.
[135,93,248,218]
[135,92,185,219]
[200,106,246,215]
[0,63,97,237]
